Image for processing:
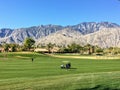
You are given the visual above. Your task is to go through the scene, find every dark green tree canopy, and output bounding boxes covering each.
[24,38,35,50]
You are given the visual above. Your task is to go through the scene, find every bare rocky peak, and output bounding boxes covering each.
[69,22,120,34]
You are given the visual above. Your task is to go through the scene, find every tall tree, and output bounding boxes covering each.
[3,44,10,52]
[9,44,18,52]
[24,38,35,51]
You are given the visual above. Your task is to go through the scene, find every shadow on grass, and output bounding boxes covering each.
[66,68,77,71]
[75,85,119,90]
[60,67,77,69]
[70,68,77,69]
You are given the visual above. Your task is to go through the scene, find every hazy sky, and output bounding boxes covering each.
[0,0,120,29]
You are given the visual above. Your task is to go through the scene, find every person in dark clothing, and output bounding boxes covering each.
[31,58,34,62]
[66,63,71,69]
[68,63,71,68]
[66,64,69,69]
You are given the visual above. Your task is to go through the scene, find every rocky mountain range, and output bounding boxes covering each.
[0,22,120,48]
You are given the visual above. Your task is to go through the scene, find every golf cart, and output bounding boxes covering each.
[61,61,71,69]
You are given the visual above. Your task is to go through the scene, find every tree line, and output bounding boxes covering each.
[0,38,35,52]
[0,38,120,55]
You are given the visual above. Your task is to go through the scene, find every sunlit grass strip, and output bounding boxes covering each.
[50,54,120,59]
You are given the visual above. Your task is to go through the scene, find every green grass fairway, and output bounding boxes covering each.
[0,52,120,90]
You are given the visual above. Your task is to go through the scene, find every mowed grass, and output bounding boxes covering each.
[0,52,120,90]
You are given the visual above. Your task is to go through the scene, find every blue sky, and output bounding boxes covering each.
[0,0,120,29]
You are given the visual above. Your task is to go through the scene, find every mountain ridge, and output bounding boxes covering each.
[0,22,120,48]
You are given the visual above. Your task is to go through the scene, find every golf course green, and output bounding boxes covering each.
[0,52,120,90]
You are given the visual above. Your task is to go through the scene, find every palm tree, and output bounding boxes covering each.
[91,46,95,54]
[84,44,92,54]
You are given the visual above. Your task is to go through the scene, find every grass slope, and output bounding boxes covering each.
[0,52,120,90]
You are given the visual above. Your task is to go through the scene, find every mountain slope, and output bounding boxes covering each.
[84,28,120,48]
[0,25,63,44]
[36,28,85,46]
[37,28,120,48]
[0,28,13,38]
